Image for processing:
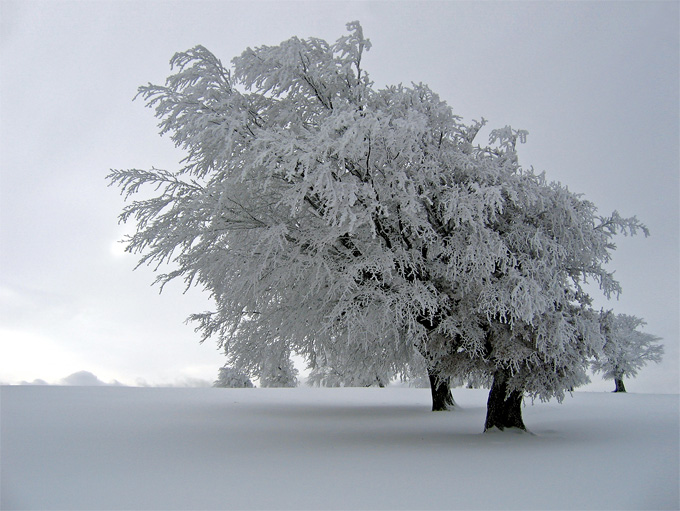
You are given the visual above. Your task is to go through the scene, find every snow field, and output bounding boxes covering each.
[1,386,678,510]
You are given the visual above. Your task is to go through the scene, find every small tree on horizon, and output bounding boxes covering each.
[306,342,393,388]
[593,311,664,393]
[214,365,254,388]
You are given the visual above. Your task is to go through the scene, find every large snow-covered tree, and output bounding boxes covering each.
[462,174,647,430]
[593,311,663,392]
[109,22,647,431]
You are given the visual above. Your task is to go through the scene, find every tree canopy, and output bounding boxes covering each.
[109,22,649,430]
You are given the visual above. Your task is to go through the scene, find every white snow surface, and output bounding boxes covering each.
[1,386,678,510]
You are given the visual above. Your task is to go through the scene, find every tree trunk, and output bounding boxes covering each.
[428,369,455,411]
[613,378,627,393]
[484,368,526,431]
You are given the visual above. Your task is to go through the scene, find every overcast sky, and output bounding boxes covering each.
[1,0,678,391]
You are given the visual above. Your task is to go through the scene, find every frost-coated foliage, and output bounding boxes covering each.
[307,341,392,387]
[108,22,647,401]
[592,311,663,384]
[256,346,299,388]
[214,365,254,388]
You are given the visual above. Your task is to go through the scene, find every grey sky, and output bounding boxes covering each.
[1,0,678,391]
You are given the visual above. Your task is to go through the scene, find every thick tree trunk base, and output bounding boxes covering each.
[428,372,456,411]
[613,378,627,393]
[484,369,526,432]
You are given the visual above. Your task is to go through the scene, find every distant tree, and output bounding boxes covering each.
[257,347,299,388]
[593,311,663,392]
[306,342,393,387]
[109,22,647,431]
[214,365,254,388]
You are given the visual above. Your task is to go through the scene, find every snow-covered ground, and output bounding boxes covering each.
[1,386,678,510]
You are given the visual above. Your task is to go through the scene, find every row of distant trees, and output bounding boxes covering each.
[109,22,662,432]
[215,309,663,395]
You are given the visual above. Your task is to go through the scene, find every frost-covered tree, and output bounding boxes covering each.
[107,22,464,407]
[257,346,299,388]
[214,365,254,388]
[306,342,392,387]
[593,311,663,392]
[468,175,647,430]
[109,22,647,431]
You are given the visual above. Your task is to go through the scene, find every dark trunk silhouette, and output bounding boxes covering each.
[428,369,455,411]
[484,368,526,431]
[613,378,626,393]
